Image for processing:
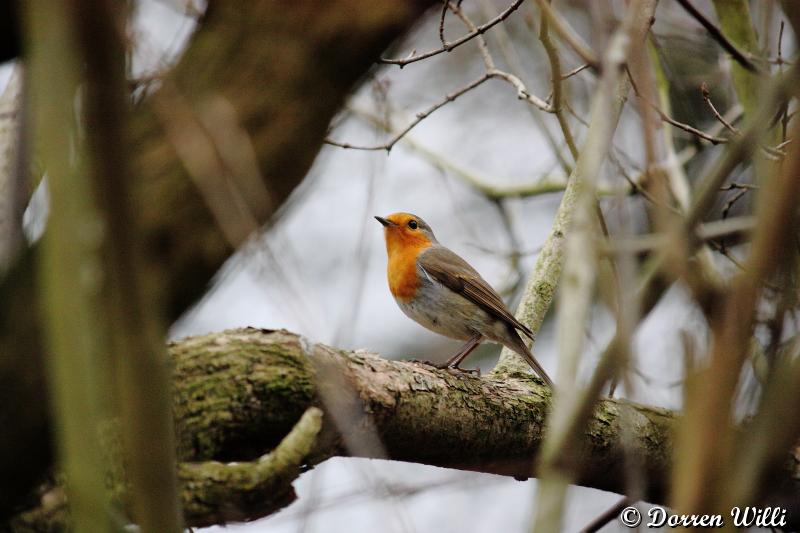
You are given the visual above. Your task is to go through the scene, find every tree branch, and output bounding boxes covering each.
[12,328,800,529]
[11,405,324,530]
[12,328,672,529]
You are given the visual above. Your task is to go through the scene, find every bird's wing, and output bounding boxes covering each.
[418,246,534,339]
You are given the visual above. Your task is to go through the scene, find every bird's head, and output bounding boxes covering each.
[374,212,437,255]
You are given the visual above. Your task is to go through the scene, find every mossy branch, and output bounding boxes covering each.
[11,328,800,530]
[178,406,323,527]
[10,406,323,531]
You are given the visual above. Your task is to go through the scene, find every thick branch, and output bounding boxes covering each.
[11,406,324,530]
[13,328,800,529]
[178,406,323,527]
[171,329,676,499]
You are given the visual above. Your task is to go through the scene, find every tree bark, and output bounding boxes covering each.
[168,328,678,499]
[0,0,435,520]
[11,327,675,529]
[11,328,800,529]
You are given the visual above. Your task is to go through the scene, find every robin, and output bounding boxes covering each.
[375,212,553,387]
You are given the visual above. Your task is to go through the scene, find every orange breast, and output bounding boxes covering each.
[385,233,432,302]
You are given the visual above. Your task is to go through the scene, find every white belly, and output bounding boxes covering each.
[394,271,501,342]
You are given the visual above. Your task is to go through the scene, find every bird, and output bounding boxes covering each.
[375,212,553,387]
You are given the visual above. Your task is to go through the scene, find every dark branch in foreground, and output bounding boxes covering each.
[0,0,437,520]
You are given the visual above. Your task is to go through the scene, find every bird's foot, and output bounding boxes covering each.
[443,365,481,377]
[407,358,440,367]
[407,359,481,377]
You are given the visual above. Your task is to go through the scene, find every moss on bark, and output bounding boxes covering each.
[11,328,800,529]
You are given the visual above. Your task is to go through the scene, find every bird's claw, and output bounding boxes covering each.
[445,366,481,377]
[407,358,440,366]
[406,359,481,377]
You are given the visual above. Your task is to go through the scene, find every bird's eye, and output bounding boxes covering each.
[408,220,418,230]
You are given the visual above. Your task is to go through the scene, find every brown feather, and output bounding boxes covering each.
[418,246,535,340]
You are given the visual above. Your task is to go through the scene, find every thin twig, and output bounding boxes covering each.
[709,239,742,270]
[674,0,760,73]
[721,187,749,220]
[379,0,525,67]
[446,1,495,69]
[651,101,728,143]
[578,497,634,533]
[438,1,449,47]
[447,2,554,111]
[701,82,739,135]
[534,0,600,69]
[539,4,579,159]
[328,3,559,151]
[720,182,758,191]
[345,104,603,199]
[560,62,591,80]
[487,69,554,111]
[476,0,573,172]
[627,68,730,144]
[325,73,493,151]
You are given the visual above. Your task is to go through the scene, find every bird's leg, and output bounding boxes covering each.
[439,333,483,373]
[408,334,483,374]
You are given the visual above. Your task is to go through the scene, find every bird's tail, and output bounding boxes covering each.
[506,331,554,388]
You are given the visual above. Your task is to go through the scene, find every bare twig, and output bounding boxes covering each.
[325,73,493,152]
[578,497,634,533]
[707,239,748,271]
[697,84,787,159]
[438,1,449,47]
[534,0,600,69]
[720,182,758,191]
[328,2,559,152]
[628,70,730,144]
[447,2,554,112]
[560,62,591,80]
[487,69,555,111]
[346,104,610,199]
[475,0,573,172]
[539,4,579,159]
[379,0,525,67]
[721,187,749,219]
[701,82,740,135]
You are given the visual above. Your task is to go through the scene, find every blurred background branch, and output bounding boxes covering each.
[0,0,436,522]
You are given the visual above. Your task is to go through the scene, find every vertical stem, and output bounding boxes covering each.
[69,1,184,531]
[531,2,659,531]
[538,9,579,161]
[25,1,116,530]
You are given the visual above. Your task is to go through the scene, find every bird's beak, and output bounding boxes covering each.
[374,216,395,227]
